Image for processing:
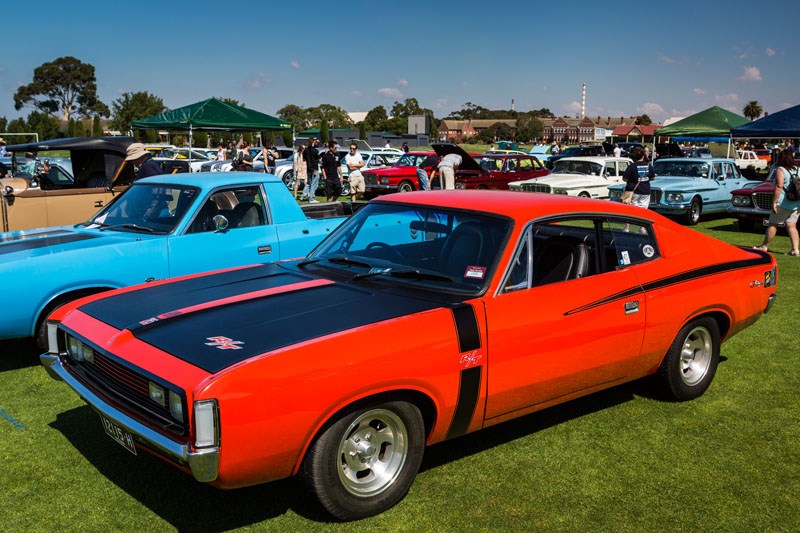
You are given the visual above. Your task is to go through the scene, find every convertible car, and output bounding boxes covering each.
[41,191,777,520]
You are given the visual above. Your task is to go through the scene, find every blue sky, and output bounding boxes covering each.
[2,0,798,124]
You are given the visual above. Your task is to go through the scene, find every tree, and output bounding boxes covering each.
[635,114,652,126]
[14,56,109,121]
[515,114,544,143]
[26,111,61,141]
[92,115,103,137]
[477,122,514,143]
[277,104,308,132]
[0,117,7,133]
[111,91,166,134]
[364,105,389,131]
[320,120,330,143]
[306,104,352,129]
[743,101,763,121]
[359,122,367,141]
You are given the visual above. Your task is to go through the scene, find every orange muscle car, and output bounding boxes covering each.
[41,190,778,520]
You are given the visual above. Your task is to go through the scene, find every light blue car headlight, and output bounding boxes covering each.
[666,192,684,203]
[609,190,622,200]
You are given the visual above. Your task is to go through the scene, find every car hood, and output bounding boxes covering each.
[431,143,481,172]
[649,177,711,190]
[0,226,114,259]
[72,262,465,374]
[362,165,417,176]
[523,174,605,187]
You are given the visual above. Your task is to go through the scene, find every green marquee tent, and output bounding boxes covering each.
[656,106,749,139]
[131,98,291,132]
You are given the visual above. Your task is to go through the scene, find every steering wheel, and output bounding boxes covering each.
[365,241,406,263]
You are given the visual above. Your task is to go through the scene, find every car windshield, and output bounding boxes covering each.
[306,203,511,294]
[85,183,200,234]
[553,160,603,175]
[653,161,710,178]
[396,154,422,167]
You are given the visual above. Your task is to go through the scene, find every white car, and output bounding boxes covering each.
[735,150,768,171]
[509,156,633,199]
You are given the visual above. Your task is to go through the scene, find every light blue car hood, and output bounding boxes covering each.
[0,226,139,259]
[648,176,716,190]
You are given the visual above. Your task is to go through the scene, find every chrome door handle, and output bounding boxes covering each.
[624,301,639,315]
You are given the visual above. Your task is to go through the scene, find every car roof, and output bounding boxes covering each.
[375,189,661,223]
[136,171,282,189]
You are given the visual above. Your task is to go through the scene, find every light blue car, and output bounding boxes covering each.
[528,144,556,166]
[608,157,761,225]
[0,172,357,349]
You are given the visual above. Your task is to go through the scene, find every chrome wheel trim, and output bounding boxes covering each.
[679,326,713,386]
[337,408,408,497]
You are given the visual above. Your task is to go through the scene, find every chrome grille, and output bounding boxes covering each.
[363,172,378,186]
[650,190,662,204]
[522,183,551,193]
[753,192,773,211]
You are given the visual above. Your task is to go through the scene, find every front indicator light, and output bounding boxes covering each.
[47,322,59,355]
[194,400,219,448]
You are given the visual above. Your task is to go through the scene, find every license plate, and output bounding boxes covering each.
[100,414,137,455]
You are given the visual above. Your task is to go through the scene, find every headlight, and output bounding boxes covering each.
[732,195,751,206]
[509,184,521,191]
[609,190,621,200]
[554,189,567,195]
[455,183,466,189]
[666,193,684,202]
[169,390,183,420]
[149,382,166,406]
[380,177,389,185]
[66,335,95,363]
[194,400,219,448]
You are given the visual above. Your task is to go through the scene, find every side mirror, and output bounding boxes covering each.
[213,214,229,232]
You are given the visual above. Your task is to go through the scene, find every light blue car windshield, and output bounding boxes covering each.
[86,184,200,234]
[653,161,710,178]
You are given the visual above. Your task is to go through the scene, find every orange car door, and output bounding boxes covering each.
[484,218,649,421]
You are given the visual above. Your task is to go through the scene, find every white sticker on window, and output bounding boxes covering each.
[464,266,487,279]
[642,244,655,258]
[620,251,631,265]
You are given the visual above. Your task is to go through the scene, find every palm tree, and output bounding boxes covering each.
[743,101,763,121]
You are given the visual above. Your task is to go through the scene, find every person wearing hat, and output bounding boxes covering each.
[126,142,162,181]
[0,137,7,157]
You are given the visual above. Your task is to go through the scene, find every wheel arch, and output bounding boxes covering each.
[34,285,116,337]
[292,388,437,476]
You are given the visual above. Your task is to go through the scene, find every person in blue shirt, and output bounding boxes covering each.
[125,143,163,181]
[622,146,655,208]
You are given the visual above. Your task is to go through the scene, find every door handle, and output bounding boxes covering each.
[94,200,104,208]
[258,245,272,255]
[624,301,639,315]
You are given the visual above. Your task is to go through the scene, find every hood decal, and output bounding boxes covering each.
[78,263,456,373]
[0,231,98,255]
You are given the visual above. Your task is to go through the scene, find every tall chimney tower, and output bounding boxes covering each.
[511,98,515,111]
[581,83,586,119]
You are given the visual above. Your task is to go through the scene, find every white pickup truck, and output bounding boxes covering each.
[736,150,768,171]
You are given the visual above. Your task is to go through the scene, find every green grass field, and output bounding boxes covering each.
[1,215,798,532]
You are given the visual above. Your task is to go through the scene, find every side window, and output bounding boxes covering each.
[602,219,659,269]
[618,161,630,174]
[518,158,533,171]
[505,159,517,172]
[503,228,531,292]
[712,163,723,179]
[187,186,266,234]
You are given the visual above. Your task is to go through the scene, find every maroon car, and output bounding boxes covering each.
[432,143,549,190]
[363,151,438,198]
[729,168,775,231]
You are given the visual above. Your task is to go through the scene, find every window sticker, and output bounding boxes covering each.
[464,266,487,279]
[620,251,631,265]
[642,244,655,258]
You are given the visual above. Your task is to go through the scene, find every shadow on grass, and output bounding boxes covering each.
[50,406,333,530]
[0,338,40,373]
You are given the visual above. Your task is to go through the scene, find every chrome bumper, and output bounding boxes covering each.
[40,353,219,482]
[727,205,769,217]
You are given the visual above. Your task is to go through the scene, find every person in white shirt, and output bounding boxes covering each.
[613,144,622,158]
[344,142,365,201]
[437,153,462,189]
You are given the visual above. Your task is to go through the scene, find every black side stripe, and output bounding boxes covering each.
[452,303,480,352]
[566,253,774,316]
[446,366,482,439]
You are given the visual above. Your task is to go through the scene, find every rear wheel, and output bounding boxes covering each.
[658,317,720,401]
[302,400,425,520]
[283,170,294,189]
[578,191,591,198]
[341,181,351,197]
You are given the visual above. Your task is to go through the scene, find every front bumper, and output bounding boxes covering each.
[364,184,398,193]
[40,353,219,482]
[650,202,690,215]
[727,205,770,218]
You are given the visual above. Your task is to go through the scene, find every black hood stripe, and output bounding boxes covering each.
[566,253,773,316]
[0,232,98,255]
[79,263,466,374]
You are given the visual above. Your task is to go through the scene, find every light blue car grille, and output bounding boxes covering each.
[650,190,662,204]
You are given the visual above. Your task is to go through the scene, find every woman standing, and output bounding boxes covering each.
[754,149,800,255]
[293,145,307,199]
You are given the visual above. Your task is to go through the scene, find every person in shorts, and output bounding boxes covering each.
[754,149,800,255]
[621,146,654,208]
[344,142,365,201]
[321,141,342,202]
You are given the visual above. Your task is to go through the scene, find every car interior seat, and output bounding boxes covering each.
[232,201,264,228]
[439,222,485,278]
[532,237,589,285]
[190,200,219,233]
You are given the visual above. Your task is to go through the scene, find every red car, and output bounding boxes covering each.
[363,151,439,197]
[432,143,549,189]
[42,191,777,520]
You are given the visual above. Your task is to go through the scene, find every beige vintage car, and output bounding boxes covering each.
[1,137,136,232]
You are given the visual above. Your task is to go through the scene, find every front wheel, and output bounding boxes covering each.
[683,197,702,225]
[341,180,351,197]
[283,170,294,189]
[302,401,425,520]
[658,317,720,401]
[398,181,414,193]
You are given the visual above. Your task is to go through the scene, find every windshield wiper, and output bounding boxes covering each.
[353,268,454,282]
[326,256,373,268]
[97,223,155,233]
[297,258,321,268]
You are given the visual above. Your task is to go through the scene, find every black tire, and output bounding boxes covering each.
[737,218,756,232]
[302,400,424,520]
[341,181,351,197]
[683,197,702,225]
[283,170,294,189]
[398,181,414,193]
[578,191,591,198]
[34,290,104,351]
[658,317,720,401]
